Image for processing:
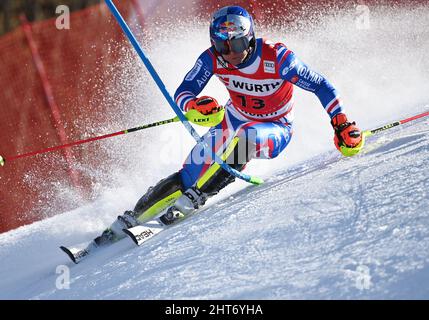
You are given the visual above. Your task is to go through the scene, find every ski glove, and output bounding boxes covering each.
[187,96,222,115]
[185,96,225,127]
[331,113,364,156]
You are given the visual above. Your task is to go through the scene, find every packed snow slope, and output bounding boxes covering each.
[0,115,428,299]
[0,5,429,299]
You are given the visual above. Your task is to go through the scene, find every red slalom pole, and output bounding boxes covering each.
[0,116,179,167]
[399,110,429,124]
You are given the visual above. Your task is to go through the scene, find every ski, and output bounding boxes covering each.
[60,242,98,264]
[60,230,122,264]
[122,220,167,246]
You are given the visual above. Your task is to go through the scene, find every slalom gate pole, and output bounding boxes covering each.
[363,110,429,137]
[104,0,263,185]
[0,117,180,167]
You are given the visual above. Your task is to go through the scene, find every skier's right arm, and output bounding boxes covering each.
[174,50,214,112]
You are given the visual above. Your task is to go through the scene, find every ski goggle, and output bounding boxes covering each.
[213,36,251,55]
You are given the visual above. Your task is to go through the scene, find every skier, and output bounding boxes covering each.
[94,5,363,245]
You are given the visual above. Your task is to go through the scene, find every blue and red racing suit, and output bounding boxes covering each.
[175,38,344,189]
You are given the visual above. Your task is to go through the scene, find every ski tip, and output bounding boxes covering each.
[60,246,78,264]
[123,229,139,245]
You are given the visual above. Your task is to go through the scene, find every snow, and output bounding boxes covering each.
[1,116,427,300]
[0,5,429,299]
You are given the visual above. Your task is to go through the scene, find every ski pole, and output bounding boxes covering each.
[0,116,180,167]
[363,110,429,137]
[104,0,263,185]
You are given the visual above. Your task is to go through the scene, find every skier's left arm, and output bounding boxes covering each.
[277,45,363,155]
[277,45,344,118]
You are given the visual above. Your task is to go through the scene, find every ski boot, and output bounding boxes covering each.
[94,210,139,246]
[159,187,207,225]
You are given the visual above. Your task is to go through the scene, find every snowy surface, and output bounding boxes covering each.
[1,4,429,299]
[0,116,428,299]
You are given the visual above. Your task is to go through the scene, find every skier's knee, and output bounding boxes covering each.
[237,126,291,160]
[230,131,257,163]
